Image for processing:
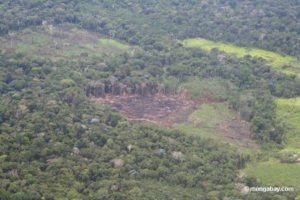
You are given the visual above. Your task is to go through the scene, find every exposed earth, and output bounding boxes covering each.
[91,93,209,127]
[91,93,257,149]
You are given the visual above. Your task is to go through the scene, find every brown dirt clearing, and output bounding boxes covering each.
[91,93,258,150]
[91,94,211,127]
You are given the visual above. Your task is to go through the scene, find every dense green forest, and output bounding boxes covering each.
[1,0,300,57]
[1,0,300,199]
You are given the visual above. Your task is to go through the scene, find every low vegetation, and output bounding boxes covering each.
[276,98,300,154]
[176,103,257,152]
[179,78,236,101]
[183,38,300,75]
[245,159,300,190]
[0,25,132,60]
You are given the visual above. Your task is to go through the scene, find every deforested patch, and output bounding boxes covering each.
[91,93,211,127]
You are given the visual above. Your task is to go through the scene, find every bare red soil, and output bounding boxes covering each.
[91,94,211,127]
[91,93,257,149]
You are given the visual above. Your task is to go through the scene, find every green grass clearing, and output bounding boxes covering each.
[276,98,300,154]
[183,38,300,76]
[179,77,237,101]
[0,25,133,60]
[245,159,300,189]
[175,103,258,153]
[188,103,234,128]
[98,38,130,50]
[175,103,234,138]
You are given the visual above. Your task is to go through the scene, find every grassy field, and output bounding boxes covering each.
[245,159,300,191]
[245,159,300,189]
[179,78,236,101]
[244,98,300,190]
[176,103,234,136]
[175,103,257,153]
[0,25,132,60]
[276,98,300,154]
[98,38,130,50]
[188,103,235,129]
[183,38,300,75]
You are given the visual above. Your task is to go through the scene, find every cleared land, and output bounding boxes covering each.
[91,90,257,151]
[179,78,235,101]
[183,38,300,75]
[245,159,300,190]
[277,98,300,154]
[175,103,257,152]
[1,25,132,60]
[90,77,256,151]
[91,93,207,127]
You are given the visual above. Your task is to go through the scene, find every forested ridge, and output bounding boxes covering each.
[1,0,300,57]
[0,0,300,199]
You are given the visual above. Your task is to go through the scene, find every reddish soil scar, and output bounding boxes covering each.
[91,93,258,149]
[91,93,212,127]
